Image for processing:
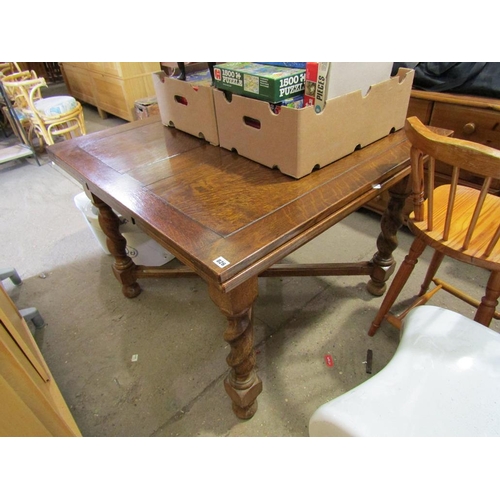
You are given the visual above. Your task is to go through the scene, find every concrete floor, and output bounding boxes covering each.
[2,84,499,437]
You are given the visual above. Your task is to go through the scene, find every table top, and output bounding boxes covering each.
[48,116,414,292]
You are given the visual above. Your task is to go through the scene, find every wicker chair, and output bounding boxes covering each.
[0,62,22,77]
[2,74,86,147]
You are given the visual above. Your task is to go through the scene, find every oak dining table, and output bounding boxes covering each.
[48,115,423,419]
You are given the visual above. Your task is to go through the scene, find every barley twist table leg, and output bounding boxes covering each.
[91,195,141,298]
[208,277,262,419]
[367,176,411,296]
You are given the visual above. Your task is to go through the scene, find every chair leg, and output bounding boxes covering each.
[77,110,86,135]
[35,122,53,146]
[474,271,500,327]
[419,250,445,296]
[368,237,427,337]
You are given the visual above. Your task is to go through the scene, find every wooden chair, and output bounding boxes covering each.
[368,116,500,337]
[1,75,86,147]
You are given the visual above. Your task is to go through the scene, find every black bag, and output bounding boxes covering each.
[392,62,500,98]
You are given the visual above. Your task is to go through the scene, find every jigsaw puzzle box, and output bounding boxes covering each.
[213,63,306,104]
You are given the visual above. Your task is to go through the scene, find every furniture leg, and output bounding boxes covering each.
[368,237,427,336]
[208,277,262,419]
[97,108,108,120]
[91,195,141,298]
[474,270,500,327]
[419,250,445,296]
[367,176,411,296]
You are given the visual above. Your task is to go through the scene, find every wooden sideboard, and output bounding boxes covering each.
[60,62,160,121]
[366,89,500,215]
[0,284,80,436]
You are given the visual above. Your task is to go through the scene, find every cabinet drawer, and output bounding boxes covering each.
[86,62,159,79]
[118,62,160,78]
[407,97,433,124]
[63,62,89,70]
[62,64,96,105]
[430,102,500,150]
[430,102,500,192]
[87,62,122,77]
[92,73,130,120]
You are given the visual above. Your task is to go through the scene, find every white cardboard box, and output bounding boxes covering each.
[214,68,414,179]
[74,192,175,266]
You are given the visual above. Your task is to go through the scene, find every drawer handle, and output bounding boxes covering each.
[463,122,476,135]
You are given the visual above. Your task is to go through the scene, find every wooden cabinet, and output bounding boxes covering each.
[0,284,81,436]
[60,62,160,121]
[365,89,500,215]
[409,90,500,148]
[61,63,97,106]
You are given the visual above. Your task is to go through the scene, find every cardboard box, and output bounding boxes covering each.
[152,70,219,146]
[134,96,159,120]
[214,68,414,179]
[213,63,306,103]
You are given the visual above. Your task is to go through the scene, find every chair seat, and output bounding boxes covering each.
[33,95,77,117]
[1,103,29,121]
[410,184,500,267]
[309,305,500,436]
[12,107,28,121]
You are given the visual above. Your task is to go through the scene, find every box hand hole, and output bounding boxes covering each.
[174,95,188,106]
[243,116,261,129]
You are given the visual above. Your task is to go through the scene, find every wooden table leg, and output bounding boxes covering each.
[91,195,141,299]
[208,277,262,419]
[367,176,411,296]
